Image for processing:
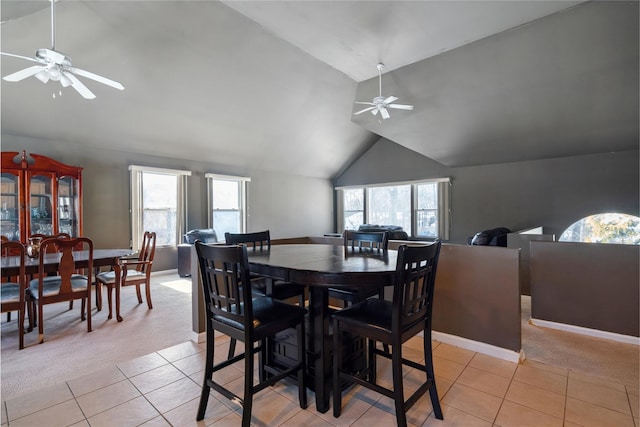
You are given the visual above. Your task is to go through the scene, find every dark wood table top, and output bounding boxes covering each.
[247,243,397,287]
[1,248,133,275]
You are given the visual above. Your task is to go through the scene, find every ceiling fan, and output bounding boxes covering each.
[0,0,124,99]
[353,63,414,120]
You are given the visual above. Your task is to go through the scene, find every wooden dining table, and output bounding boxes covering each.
[247,243,398,413]
[1,248,134,322]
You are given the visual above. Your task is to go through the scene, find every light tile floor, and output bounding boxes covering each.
[2,334,638,427]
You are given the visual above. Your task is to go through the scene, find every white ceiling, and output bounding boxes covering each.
[1,1,637,178]
[222,1,584,81]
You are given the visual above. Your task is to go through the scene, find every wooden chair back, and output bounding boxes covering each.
[343,229,389,253]
[393,241,441,330]
[36,237,93,300]
[195,242,253,330]
[134,231,156,274]
[225,230,271,251]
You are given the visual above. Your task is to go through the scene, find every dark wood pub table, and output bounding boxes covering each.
[247,243,398,413]
[1,248,133,322]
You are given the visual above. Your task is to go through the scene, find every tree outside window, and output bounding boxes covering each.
[559,213,640,245]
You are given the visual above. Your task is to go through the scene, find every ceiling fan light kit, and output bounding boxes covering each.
[353,63,414,120]
[0,0,124,100]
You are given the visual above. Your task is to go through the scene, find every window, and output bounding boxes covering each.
[343,188,364,230]
[206,174,250,241]
[368,185,412,232]
[559,213,640,245]
[337,178,451,239]
[130,165,190,249]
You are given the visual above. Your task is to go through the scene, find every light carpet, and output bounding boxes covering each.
[521,295,639,387]
[1,272,194,401]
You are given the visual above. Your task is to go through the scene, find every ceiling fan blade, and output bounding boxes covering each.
[371,108,379,116]
[380,107,390,119]
[64,72,96,99]
[354,101,375,106]
[60,71,73,88]
[388,103,414,110]
[35,69,50,84]
[383,95,398,104]
[68,66,124,90]
[353,106,376,115]
[3,65,46,82]
[0,51,45,64]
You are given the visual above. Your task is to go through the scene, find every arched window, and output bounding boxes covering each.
[559,213,640,245]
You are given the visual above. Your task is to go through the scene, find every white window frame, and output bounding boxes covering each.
[336,177,451,240]
[130,165,191,249]
[205,173,250,240]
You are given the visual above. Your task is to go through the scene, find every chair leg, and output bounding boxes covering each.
[145,281,153,309]
[6,311,11,322]
[392,343,407,427]
[80,298,86,321]
[332,318,343,418]
[135,284,143,304]
[242,338,255,427]
[95,282,102,311]
[424,330,443,420]
[18,303,25,350]
[297,320,307,409]
[196,329,215,421]
[37,302,44,344]
[26,298,35,332]
[86,292,92,333]
[228,338,237,360]
[369,338,377,383]
[106,283,114,319]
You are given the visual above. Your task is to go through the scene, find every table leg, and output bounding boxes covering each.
[114,262,123,322]
[308,286,330,413]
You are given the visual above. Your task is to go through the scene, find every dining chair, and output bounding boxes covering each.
[1,240,31,349]
[195,242,307,427]
[332,241,444,427]
[29,233,81,312]
[224,230,306,359]
[29,236,94,344]
[328,230,388,305]
[95,231,156,319]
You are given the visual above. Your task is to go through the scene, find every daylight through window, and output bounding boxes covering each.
[130,165,190,249]
[337,178,450,239]
[206,174,250,241]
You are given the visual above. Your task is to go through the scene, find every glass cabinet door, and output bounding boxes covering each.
[27,172,54,237]
[58,175,80,237]
[1,172,21,241]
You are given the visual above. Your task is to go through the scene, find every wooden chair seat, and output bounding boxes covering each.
[29,274,89,297]
[1,283,23,303]
[95,269,145,284]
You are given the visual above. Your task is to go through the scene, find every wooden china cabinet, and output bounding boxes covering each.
[1,151,83,242]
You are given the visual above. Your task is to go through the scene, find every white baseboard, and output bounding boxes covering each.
[530,318,640,346]
[191,331,206,343]
[151,269,178,277]
[432,331,523,363]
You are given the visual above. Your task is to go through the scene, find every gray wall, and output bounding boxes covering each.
[3,135,333,270]
[336,138,639,244]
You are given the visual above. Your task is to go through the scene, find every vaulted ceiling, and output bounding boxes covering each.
[1,1,637,178]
